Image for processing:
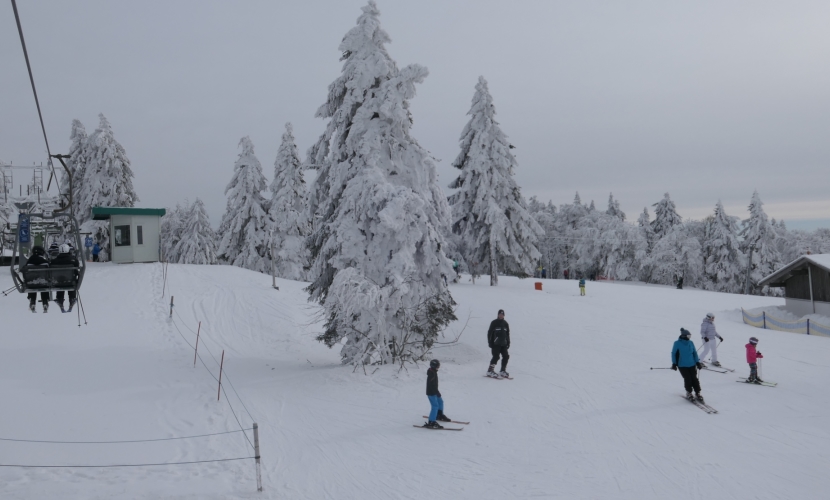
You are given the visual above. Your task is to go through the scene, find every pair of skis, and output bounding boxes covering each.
[700,363,734,374]
[736,379,777,387]
[414,417,468,431]
[484,374,514,380]
[680,395,718,414]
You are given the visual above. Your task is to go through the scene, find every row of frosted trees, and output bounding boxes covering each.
[160,2,829,365]
[527,190,830,294]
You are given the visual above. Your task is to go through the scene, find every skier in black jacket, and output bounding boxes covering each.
[487,309,511,378]
[424,359,451,429]
[23,246,51,312]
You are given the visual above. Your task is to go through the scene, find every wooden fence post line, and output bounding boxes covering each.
[169,296,174,318]
[193,321,201,367]
[217,350,225,401]
[763,312,766,329]
[807,319,810,335]
[254,422,263,492]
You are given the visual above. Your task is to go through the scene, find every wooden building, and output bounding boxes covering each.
[759,254,830,317]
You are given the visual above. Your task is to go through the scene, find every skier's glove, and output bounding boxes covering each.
[704,337,709,342]
[757,352,763,358]
[718,336,723,342]
[671,364,677,371]
[489,344,494,349]
[696,362,705,369]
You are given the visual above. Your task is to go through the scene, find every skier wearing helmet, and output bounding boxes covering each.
[424,359,451,429]
[700,312,724,367]
[51,243,79,312]
[672,328,706,402]
[745,337,765,384]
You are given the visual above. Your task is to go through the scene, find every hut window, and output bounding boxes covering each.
[114,225,131,247]
[137,225,144,245]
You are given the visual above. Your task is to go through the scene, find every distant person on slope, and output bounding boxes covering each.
[579,278,586,296]
[487,309,511,378]
[699,313,723,367]
[672,328,705,402]
[745,337,765,384]
[424,359,451,429]
[92,242,101,262]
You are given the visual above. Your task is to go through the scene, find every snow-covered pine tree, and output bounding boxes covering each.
[647,224,704,287]
[216,137,269,272]
[740,191,781,293]
[447,76,543,286]
[160,202,186,263]
[175,198,217,265]
[651,192,682,240]
[305,1,456,366]
[703,200,746,293]
[79,114,139,259]
[605,193,626,220]
[60,119,89,219]
[266,123,309,281]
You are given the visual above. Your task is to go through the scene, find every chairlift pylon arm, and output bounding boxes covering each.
[50,154,72,213]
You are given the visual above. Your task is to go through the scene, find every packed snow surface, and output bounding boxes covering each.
[2,264,830,499]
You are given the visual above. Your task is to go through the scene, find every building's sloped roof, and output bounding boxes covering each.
[92,207,166,220]
[759,254,830,287]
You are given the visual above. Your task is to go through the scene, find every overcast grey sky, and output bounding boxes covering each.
[2,0,829,229]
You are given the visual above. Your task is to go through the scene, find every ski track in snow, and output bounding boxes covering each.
[3,265,830,498]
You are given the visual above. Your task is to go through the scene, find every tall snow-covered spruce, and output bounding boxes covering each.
[266,123,309,281]
[60,119,89,219]
[447,76,543,286]
[305,1,456,366]
[79,114,138,257]
[216,137,270,272]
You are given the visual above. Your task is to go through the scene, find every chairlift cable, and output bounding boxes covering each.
[11,0,59,190]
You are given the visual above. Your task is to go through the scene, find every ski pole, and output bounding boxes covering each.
[650,367,674,370]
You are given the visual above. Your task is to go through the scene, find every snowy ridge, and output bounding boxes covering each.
[3,264,830,498]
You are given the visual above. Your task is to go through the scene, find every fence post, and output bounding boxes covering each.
[807,319,810,335]
[193,321,201,367]
[217,350,225,401]
[253,422,263,492]
[763,312,766,329]
[169,296,174,318]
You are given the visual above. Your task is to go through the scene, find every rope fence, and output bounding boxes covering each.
[742,308,830,337]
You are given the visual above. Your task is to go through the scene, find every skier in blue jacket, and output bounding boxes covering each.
[672,328,706,402]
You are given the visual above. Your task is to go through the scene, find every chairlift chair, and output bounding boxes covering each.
[9,208,86,297]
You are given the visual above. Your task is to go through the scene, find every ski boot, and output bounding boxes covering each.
[695,393,705,403]
[499,370,510,378]
[423,421,443,429]
[42,301,49,313]
[686,392,694,401]
[56,301,66,313]
[711,361,722,367]
[436,411,451,422]
[29,301,36,313]
[754,377,764,384]
[68,298,77,312]
[486,365,499,378]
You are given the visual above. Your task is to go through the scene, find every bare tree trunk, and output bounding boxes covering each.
[490,245,498,286]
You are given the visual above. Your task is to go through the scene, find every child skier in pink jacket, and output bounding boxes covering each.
[745,337,764,384]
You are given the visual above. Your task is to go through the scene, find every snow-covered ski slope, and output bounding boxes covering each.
[2,263,830,499]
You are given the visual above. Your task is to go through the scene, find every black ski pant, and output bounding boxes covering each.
[490,346,509,371]
[55,290,76,303]
[678,366,701,394]
[27,292,49,304]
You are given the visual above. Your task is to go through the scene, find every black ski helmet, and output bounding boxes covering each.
[680,328,691,339]
[430,359,440,369]
[749,337,759,344]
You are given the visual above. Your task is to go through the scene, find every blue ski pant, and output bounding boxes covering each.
[427,395,443,422]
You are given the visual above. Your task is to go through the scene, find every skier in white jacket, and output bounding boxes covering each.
[699,313,724,367]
